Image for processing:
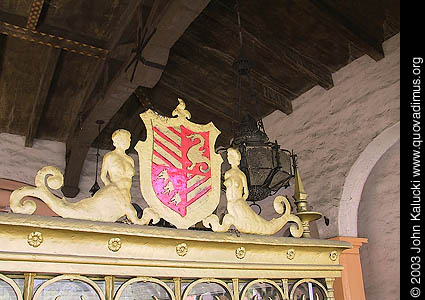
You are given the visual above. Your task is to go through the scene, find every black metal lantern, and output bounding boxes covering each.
[231,115,297,204]
[226,2,297,209]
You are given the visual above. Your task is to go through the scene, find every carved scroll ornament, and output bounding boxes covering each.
[9,99,303,237]
[9,129,159,225]
[203,148,303,237]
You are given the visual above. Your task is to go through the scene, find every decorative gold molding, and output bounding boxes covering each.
[235,247,246,259]
[0,212,350,279]
[176,243,188,257]
[330,251,338,261]
[287,249,296,260]
[114,277,176,300]
[0,273,23,300]
[182,278,233,300]
[24,273,35,300]
[325,277,336,300]
[241,279,286,300]
[0,22,108,59]
[27,231,43,247]
[32,274,105,300]
[289,279,329,300]
[108,238,122,252]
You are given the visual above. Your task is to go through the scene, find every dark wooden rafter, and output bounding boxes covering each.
[26,0,45,30]
[0,22,108,59]
[185,34,293,115]
[309,0,384,61]
[238,22,334,91]
[202,6,334,90]
[69,0,148,128]
[62,0,147,197]
[110,35,293,115]
[62,0,211,197]
[160,72,235,122]
[25,47,61,147]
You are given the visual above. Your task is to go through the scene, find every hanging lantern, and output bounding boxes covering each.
[231,115,296,203]
[226,2,297,209]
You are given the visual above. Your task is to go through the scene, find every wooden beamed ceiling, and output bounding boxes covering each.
[0,0,399,197]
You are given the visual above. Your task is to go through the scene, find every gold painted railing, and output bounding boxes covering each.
[0,213,351,300]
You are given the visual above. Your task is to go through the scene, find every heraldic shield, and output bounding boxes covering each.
[135,99,223,229]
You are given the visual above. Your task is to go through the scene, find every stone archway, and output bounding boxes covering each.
[338,121,400,237]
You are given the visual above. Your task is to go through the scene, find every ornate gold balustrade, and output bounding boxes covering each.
[0,212,350,300]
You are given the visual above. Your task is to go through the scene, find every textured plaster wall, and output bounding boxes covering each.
[358,140,400,300]
[262,34,400,238]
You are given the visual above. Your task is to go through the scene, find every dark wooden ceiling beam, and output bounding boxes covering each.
[25,47,61,147]
[26,0,45,30]
[240,24,334,90]
[0,21,108,59]
[62,0,211,197]
[309,0,384,61]
[62,0,146,198]
[201,7,334,90]
[250,78,293,115]
[190,40,294,115]
[160,72,235,122]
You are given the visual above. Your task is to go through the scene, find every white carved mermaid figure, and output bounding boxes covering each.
[203,148,303,236]
[9,129,159,224]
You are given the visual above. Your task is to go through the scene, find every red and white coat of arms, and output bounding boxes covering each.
[135,99,222,229]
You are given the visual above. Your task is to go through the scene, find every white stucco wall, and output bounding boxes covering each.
[263,34,400,238]
[358,140,400,300]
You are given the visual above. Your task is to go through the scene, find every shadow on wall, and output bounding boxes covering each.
[0,178,57,216]
[358,140,400,300]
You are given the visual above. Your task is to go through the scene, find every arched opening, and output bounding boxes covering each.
[358,140,400,300]
[338,122,400,237]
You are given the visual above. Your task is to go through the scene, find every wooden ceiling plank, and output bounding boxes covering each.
[160,73,235,122]
[183,33,294,114]
[26,0,45,31]
[201,8,334,90]
[62,0,211,197]
[0,21,108,59]
[309,0,384,61]
[67,0,146,140]
[239,23,334,90]
[25,47,61,147]
[250,78,293,115]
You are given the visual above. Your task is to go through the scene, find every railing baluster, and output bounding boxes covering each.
[105,276,114,300]
[281,279,289,300]
[232,278,239,300]
[325,278,335,300]
[23,273,35,300]
[174,278,182,300]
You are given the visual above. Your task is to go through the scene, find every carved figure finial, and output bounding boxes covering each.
[203,148,304,236]
[172,98,191,119]
[9,129,159,225]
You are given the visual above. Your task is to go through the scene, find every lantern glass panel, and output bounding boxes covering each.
[270,150,293,189]
[244,145,275,186]
[245,145,274,168]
